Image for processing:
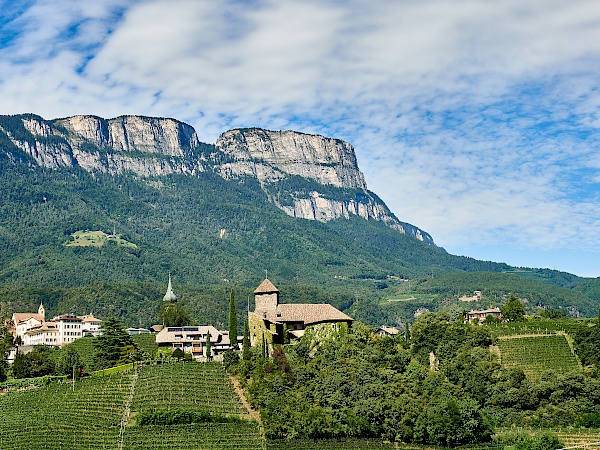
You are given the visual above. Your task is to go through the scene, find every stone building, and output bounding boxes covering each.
[248,278,353,349]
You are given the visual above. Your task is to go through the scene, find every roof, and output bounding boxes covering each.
[12,313,44,325]
[155,326,230,346]
[81,314,102,323]
[52,314,82,322]
[25,321,58,335]
[254,278,279,294]
[260,303,353,326]
[163,274,177,302]
[376,326,400,335]
[468,308,501,315]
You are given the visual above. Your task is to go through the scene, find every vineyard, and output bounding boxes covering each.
[497,334,581,381]
[0,361,263,450]
[486,319,592,338]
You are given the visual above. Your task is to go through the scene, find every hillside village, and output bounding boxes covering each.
[5,276,356,363]
[2,275,600,450]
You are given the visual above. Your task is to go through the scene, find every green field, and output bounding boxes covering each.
[497,334,581,381]
[65,230,138,248]
[0,361,262,450]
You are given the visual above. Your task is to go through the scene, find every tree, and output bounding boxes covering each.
[502,295,525,322]
[242,317,251,361]
[57,346,84,377]
[12,348,56,379]
[228,288,237,349]
[159,302,190,327]
[93,317,137,369]
[205,331,212,361]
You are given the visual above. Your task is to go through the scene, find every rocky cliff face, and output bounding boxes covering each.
[0,114,433,244]
[215,128,367,189]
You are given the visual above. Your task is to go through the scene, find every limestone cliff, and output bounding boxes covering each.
[0,114,433,244]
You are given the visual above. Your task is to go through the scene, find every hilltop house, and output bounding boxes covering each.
[465,308,503,324]
[249,278,353,349]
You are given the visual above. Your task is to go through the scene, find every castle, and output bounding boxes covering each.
[248,278,353,349]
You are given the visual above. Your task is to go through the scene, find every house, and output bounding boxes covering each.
[81,314,103,337]
[465,308,502,324]
[127,327,151,335]
[12,303,46,341]
[248,278,353,349]
[460,290,483,302]
[155,326,232,360]
[11,304,103,347]
[52,314,83,345]
[375,326,400,337]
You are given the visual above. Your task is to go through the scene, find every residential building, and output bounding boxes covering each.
[81,314,103,337]
[466,308,503,324]
[375,326,400,337]
[155,325,232,360]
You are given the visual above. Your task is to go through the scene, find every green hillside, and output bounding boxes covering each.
[0,120,599,324]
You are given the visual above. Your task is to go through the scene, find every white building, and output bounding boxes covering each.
[81,314,103,337]
[52,314,83,345]
[11,305,103,347]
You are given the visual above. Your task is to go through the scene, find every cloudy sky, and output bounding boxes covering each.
[1,0,600,276]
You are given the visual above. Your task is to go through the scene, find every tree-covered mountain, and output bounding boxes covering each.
[0,113,597,326]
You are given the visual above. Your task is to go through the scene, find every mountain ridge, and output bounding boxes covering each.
[0,113,432,243]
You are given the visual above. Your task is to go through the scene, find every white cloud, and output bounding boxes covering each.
[1,0,600,275]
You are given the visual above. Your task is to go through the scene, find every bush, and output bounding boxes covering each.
[136,408,244,426]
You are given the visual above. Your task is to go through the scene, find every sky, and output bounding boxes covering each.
[1,0,599,277]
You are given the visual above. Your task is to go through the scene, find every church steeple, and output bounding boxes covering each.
[38,302,45,321]
[163,274,177,302]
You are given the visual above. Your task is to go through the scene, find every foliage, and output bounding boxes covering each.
[158,302,191,327]
[56,346,85,377]
[223,349,240,369]
[93,316,137,369]
[243,317,251,361]
[574,324,600,367]
[502,294,526,322]
[229,289,237,349]
[137,408,244,425]
[11,347,56,379]
[237,314,600,446]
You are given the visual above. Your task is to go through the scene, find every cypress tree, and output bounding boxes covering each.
[228,288,237,349]
[242,317,251,361]
[206,331,212,361]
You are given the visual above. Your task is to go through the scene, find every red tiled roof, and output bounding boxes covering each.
[263,303,353,326]
[254,278,279,294]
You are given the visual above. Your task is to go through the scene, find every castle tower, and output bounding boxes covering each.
[253,278,279,311]
[163,274,177,302]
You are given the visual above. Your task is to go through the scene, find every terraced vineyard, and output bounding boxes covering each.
[0,371,130,449]
[131,361,247,415]
[0,362,263,450]
[497,334,581,381]
[487,319,592,338]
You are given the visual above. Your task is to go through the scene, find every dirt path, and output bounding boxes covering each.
[230,375,261,423]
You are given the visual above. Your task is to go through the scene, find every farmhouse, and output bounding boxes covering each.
[155,326,232,360]
[375,326,400,337]
[249,278,353,349]
[465,308,502,324]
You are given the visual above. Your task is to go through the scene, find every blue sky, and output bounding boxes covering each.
[1,0,600,277]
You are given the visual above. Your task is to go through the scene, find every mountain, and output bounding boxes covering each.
[0,113,597,325]
[0,114,431,243]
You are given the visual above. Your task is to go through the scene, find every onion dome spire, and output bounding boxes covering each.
[163,273,177,302]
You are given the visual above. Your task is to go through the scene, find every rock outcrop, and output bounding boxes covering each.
[215,128,367,189]
[0,114,433,244]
